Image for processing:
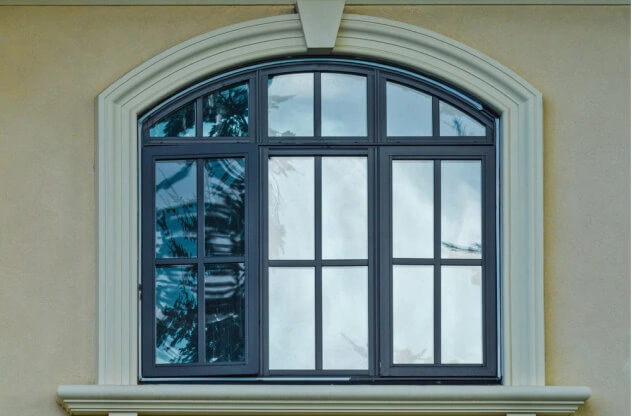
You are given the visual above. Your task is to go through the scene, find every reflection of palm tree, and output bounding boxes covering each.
[163,105,195,137]
[156,268,198,364]
[155,158,247,364]
[204,85,249,137]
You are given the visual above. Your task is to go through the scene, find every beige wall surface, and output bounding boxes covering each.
[0,5,628,416]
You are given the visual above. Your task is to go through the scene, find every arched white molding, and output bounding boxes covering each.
[93,13,543,388]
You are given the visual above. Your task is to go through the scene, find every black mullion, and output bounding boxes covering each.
[320,259,368,267]
[196,158,206,364]
[195,98,203,137]
[368,147,377,376]
[261,146,270,376]
[314,156,323,371]
[432,97,440,137]
[314,72,322,138]
[433,160,442,365]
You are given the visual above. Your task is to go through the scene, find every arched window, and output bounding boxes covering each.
[139,59,498,381]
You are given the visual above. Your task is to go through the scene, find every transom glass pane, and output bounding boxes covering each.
[155,265,198,364]
[386,82,432,136]
[203,82,249,137]
[205,263,246,363]
[205,158,246,257]
[155,160,197,258]
[441,266,483,364]
[439,101,486,136]
[322,157,367,260]
[322,266,368,370]
[268,267,315,370]
[268,73,314,137]
[150,102,196,137]
[321,73,367,136]
[441,161,482,259]
[268,157,315,260]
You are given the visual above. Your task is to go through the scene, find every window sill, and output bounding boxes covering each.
[57,384,591,415]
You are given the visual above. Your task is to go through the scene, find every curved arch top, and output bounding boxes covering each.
[97,13,544,387]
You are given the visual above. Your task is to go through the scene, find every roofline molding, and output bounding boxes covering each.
[0,0,628,5]
[90,10,547,387]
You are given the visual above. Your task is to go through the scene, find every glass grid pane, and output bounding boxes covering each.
[441,161,482,259]
[268,157,315,260]
[441,266,483,364]
[392,265,434,364]
[386,82,432,136]
[150,102,196,137]
[268,73,314,137]
[203,83,249,137]
[205,263,246,364]
[322,157,367,260]
[321,73,367,137]
[322,267,368,370]
[268,267,315,370]
[155,160,197,259]
[155,265,198,364]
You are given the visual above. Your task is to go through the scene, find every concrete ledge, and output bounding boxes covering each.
[57,384,591,415]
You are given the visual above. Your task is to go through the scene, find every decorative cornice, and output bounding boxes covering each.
[57,384,592,415]
[0,0,628,5]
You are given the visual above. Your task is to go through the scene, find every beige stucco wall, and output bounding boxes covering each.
[0,5,628,416]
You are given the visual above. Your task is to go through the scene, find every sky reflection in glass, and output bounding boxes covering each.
[268,267,315,370]
[386,82,432,136]
[322,157,367,260]
[392,160,434,258]
[441,266,482,364]
[322,267,368,370]
[441,161,482,258]
[439,101,486,136]
[321,73,367,137]
[392,265,434,364]
[268,157,314,260]
[268,73,314,137]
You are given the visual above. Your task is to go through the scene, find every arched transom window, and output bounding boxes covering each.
[140,58,498,382]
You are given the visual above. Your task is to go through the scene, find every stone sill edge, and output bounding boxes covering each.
[57,384,591,415]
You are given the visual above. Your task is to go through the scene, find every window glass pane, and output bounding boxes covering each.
[268,157,315,260]
[392,265,434,364]
[268,73,314,137]
[149,102,196,137]
[205,263,245,363]
[155,265,198,364]
[203,82,249,137]
[322,157,367,260]
[321,73,367,136]
[439,101,485,136]
[392,160,433,258]
[386,82,432,136]
[441,161,482,259]
[155,160,197,258]
[322,267,368,370]
[441,266,483,364]
[268,267,315,370]
[205,158,245,257]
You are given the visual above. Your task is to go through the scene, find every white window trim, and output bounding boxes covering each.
[57,9,590,416]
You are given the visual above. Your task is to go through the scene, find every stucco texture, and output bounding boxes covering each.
[0,5,629,416]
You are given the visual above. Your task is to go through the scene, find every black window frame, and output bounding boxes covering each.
[139,58,500,383]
